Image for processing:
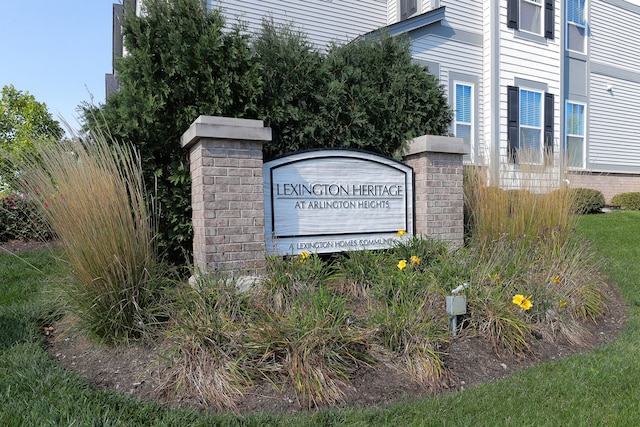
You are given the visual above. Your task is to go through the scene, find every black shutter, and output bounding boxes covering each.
[507,0,519,29]
[507,86,520,163]
[544,92,554,164]
[545,0,555,39]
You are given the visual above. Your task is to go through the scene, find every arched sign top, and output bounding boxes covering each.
[264,150,414,255]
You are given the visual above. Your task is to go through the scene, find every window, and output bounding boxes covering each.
[520,0,543,34]
[507,0,555,39]
[567,0,586,53]
[520,89,542,152]
[400,0,418,21]
[565,102,585,168]
[454,83,474,159]
[507,85,554,163]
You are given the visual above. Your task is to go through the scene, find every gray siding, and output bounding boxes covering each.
[588,73,640,170]
[590,1,640,72]
[587,0,640,172]
[210,0,387,49]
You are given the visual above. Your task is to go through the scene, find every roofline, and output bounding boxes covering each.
[360,6,446,40]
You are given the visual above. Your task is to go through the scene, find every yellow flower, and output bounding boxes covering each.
[397,259,407,270]
[410,255,421,265]
[396,230,407,236]
[551,276,560,284]
[559,300,568,308]
[512,294,525,306]
[298,251,311,264]
[512,294,533,311]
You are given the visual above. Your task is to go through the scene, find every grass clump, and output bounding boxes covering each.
[157,274,254,411]
[13,132,168,343]
[249,284,372,407]
[464,167,576,249]
[462,158,607,354]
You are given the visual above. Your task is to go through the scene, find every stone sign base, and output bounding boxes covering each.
[182,116,468,274]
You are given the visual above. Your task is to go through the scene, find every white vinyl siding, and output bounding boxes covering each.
[210,0,387,50]
[565,101,585,169]
[441,0,484,33]
[387,0,399,24]
[481,0,494,161]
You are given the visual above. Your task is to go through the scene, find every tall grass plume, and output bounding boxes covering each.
[465,149,576,249]
[14,131,165,343]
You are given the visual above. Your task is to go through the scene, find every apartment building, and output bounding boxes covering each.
[108,0,640,200]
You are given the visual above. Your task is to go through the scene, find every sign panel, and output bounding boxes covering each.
[264,150,414,255]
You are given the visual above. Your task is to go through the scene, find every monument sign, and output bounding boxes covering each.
[264,150,414,255]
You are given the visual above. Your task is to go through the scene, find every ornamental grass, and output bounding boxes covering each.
[464,149,576,251]
[13,131,167,343]
[156,273,254,411]
[460,149,607,353]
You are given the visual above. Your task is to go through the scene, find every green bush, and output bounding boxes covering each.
[84,0,263,264]
[89,3,453,264]
[0,192,51,242]
[568,188,605,214]
[610,192,640,210]
[254,23,452,161]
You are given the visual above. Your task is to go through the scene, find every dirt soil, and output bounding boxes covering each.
[3,240,627,415]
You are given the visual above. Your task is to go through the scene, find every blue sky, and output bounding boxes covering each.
[0,1,115,131]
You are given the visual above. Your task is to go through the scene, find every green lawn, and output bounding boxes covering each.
[2,211,640,426]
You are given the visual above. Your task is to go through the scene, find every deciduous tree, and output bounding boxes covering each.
[0,85,63,190]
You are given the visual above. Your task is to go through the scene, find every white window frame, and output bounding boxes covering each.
[453,81,474,162]
[519,87,544,164]
[565,101,586,169]
[567,0,587,53]
[519,0,544,36]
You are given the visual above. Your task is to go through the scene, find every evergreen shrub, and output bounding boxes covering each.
[254,23,452,161]
[610,192,640,210]
[568,188,605,214]
[87,2,452,263]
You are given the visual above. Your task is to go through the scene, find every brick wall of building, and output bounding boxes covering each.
[568,172,640,204]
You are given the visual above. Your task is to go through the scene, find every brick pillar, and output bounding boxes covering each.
[181,116,272,274]
[403,135,468,248]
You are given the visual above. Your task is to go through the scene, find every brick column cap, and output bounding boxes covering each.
[181,115,272,150]
[404,135,469,157]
